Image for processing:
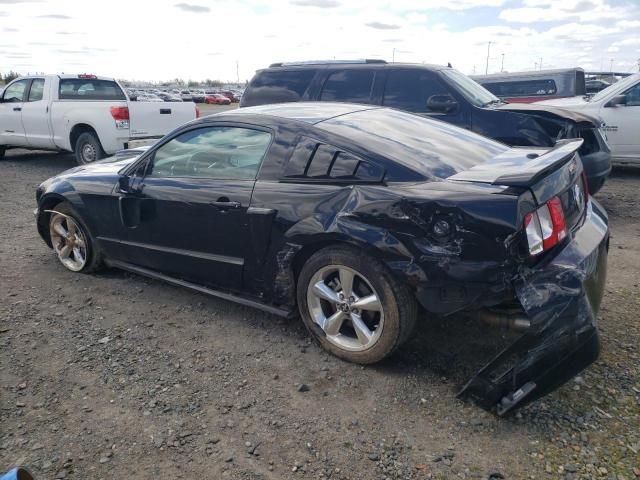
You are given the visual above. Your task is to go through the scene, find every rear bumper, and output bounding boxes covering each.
[458,198,609,415]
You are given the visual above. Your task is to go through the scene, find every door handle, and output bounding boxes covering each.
[13,107,22,112]
[211,199,241,210]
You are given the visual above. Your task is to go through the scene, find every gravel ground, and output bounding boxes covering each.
[1,150,639,480]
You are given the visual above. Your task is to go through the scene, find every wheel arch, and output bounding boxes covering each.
[37,193,68,247]
[69,123,102,153]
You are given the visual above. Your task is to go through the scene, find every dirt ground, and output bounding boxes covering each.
[1,150,639,480]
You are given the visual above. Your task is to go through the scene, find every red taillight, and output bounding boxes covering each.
[195,106,200,118]
[524,196,567,256]
[110,106,129,120]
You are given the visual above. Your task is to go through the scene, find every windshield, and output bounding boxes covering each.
[440,69,501,107]
[591,74,639,102]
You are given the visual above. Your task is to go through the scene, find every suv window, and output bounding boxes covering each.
[149,126,272,180]
[59,79,126,100]
[2,79,28,102]
[320,70,375,104]
[383,70,453,113]
[243,70,315,106]
[483,79,557,97]
[284,137,384,182]
[28,78,45,102]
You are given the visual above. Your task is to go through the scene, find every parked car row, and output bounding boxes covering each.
[127,87,243,103]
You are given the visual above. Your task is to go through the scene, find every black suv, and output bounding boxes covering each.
[240,60,611,193]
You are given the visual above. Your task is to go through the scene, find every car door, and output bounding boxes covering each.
[21,77,56,149]
[118,124,273,290]
[381,69,469,128]
[0,78,29,147]
[599,80,640,160]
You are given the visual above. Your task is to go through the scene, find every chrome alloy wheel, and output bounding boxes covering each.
[49,213,88,271]
[306,265,384,352]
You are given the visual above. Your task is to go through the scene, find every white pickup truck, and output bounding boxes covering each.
[539,73,640,164]
[0,74,198,164]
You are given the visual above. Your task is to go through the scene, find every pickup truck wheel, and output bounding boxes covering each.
[75,132,105,165]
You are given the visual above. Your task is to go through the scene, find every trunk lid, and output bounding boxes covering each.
[448,139,588,232]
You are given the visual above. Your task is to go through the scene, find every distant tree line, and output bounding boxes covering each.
[0,70,20,84]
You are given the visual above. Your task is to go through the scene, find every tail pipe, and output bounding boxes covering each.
[477,309,531,332]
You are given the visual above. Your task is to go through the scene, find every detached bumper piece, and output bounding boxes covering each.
[458,200,609,415]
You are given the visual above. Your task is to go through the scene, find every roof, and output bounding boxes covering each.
[217,102,380,125]
[257,61,448,73]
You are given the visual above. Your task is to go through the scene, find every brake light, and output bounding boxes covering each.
[110,106,129,120]
[524,196,567,256]
[195,106,200,118]
[78,74,97,79]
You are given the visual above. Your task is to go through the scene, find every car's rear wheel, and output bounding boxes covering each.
[75,132,106,165]
[48,203,102,273]
[297,246,417,364]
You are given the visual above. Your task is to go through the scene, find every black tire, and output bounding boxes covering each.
[74,132,106,165]
[49,202,102,273]
[296,245,417,364]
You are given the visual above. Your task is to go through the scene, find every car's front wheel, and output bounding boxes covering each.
[297,246,417,364]
[48,202,102,273]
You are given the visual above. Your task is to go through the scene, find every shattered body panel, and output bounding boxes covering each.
[35,103,609,414]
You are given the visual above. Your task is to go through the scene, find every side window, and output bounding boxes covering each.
[624,83,640,106]
[243,70,315,105]
[383,70,453,113]
[320,70,375,103]
[284,137,384,182]
[483,79,557,97]
[149,126,272,180]
[2,79,28,102]
[28,78,45,102]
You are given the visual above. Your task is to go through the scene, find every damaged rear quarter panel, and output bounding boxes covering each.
[248,179,533,314]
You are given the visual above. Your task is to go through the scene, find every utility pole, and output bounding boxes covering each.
[485,41,492,74]
[236,61,239,84]
[392,48,395,63]
[539,57,543,70]
[501,53,505,72]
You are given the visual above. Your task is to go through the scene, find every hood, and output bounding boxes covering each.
[58,155,140,178]
[496,102,599,126]
[535,96,590,108]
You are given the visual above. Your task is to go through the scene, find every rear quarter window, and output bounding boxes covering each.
[242,70,316,106]
[58,79,126,100]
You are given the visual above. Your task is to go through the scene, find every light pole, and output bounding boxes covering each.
[485,41,492,74]
[501,53,505,72]
[539,57,543,70]
[392,48,395,63]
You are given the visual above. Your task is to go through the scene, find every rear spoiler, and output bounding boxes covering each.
[448,139,583,188]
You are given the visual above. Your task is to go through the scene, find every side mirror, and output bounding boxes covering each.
[118,174,132,193]
[426,94,458,114]
[605,95,626,108]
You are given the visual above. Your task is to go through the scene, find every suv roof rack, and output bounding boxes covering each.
[269,59,387,68]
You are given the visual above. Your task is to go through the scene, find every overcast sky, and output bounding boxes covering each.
[1,0,639,82]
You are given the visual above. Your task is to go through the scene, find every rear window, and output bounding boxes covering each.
[317,108,507,179]
[483,79,557,97]
[242,69,316,106]
[58,79,126,100]
[320,70,375,104]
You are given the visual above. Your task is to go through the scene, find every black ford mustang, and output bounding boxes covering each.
[35,103,609,414]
